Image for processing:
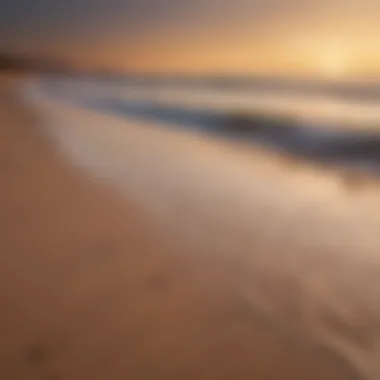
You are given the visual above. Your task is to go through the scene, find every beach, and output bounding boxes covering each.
[0,76,376,379]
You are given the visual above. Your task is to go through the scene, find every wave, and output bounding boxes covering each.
[33,76,380,174]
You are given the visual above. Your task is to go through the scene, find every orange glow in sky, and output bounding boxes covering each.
[4,0,380,78]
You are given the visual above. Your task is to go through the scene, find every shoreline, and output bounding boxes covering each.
[30,75,380,184]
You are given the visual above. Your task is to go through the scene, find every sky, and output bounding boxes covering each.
[1,0,380,77]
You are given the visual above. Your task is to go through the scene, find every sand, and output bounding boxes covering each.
[0,77,363,379]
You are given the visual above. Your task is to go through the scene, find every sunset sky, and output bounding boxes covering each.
[1,0,380,77]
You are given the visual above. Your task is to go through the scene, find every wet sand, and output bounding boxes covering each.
[0,78,363,379]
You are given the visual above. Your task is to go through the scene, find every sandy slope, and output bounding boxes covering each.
[0,77,367,380]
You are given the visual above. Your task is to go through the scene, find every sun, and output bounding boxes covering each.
[320,50,349,78]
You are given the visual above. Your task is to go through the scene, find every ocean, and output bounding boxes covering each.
[27,74,380,173]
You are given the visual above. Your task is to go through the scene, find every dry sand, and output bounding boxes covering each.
[0,77,362,379]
